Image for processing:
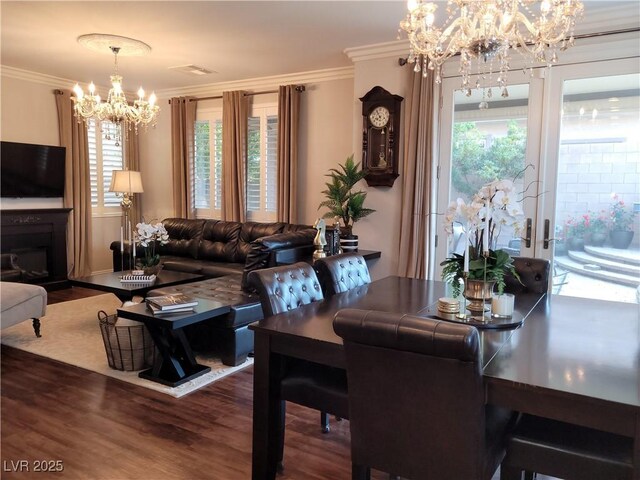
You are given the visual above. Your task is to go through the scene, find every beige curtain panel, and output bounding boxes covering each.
[54,90,92,278]
[170,96,197,218]
[276,85,301,223]
[222,90,248,222]
[124,132,142,226]
[397,71,435,279]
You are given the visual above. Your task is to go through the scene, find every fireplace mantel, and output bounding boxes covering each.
[1,208,72,290]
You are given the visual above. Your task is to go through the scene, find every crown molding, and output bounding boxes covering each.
[344,40,409,63]
[1,65,76,89]
[1,64,354,99]
[155,66,354,98]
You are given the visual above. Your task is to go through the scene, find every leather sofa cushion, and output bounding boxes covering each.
[157,218,205,259]
[198,220,242,262]
[148,274,262,328]
[161,256,244,277]
[236,222,285,261]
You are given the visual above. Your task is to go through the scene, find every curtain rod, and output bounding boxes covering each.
[168,85,306,104]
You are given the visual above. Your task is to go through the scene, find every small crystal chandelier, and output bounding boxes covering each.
[399,0,584,108]
[73,44,159,145]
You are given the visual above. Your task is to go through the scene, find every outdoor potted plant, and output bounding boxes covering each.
[586,210,608,247]
[564,215,587,251]
[134,221,170,275]
[318,155,375,249]
[440,179,522,312]
[609,194,637,249]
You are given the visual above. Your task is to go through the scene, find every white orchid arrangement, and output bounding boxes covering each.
[441,179,524,296]
[135,222,169,267]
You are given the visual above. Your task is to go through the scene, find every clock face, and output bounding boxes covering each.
[369,106,390,128]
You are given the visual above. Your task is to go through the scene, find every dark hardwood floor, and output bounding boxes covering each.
[1,286,364,479]
[2,286,550,480]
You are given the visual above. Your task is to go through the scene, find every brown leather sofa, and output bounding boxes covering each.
[110,218,316,288]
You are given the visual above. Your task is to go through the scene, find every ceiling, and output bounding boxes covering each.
[2,1,639,94]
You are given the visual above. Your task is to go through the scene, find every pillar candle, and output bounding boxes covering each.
[463,224,469,273]
[492,293,515,317]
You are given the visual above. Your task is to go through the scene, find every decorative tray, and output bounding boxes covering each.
[421,307,524,330]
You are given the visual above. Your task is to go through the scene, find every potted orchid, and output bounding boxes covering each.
[440,179,523,303]
[134,221,169,274]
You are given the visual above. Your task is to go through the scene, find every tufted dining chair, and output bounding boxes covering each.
[248,262,349,470]
[504,256,551,294]
[314,253,372,297]
[334,309,516,480]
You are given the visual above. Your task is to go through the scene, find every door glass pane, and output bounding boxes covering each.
[553,73,640,303]
[448,84,529,257]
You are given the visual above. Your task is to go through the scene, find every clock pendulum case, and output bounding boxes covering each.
[359,86,403,187]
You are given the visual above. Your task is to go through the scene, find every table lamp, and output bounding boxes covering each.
[109,170,144,272]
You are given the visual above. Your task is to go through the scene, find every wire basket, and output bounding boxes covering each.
[98,310,156,371]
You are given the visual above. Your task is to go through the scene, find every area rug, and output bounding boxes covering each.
[0,293,252,398]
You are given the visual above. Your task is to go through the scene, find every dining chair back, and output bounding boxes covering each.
[334,309,515,480]
[248,262,348,470]
[314,253,371,296]
[501,414,634,480]
[248,261,324,316]
[505,257,551,294]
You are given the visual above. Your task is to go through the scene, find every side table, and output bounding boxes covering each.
[117,298,231,387]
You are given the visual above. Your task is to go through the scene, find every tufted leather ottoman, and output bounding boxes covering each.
[147,274,262,366]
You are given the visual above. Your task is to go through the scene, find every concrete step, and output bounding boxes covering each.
[555,256,640,287]
[584,246,640,266]
[567,250,640,276]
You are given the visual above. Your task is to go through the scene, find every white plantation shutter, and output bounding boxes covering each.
[193,111,223,218]
[265,115,278,213]
[192,105,277,220]
[88,119,124,212]
[213,119,223,211]
[194,120,211,209]
[247,116,262,213]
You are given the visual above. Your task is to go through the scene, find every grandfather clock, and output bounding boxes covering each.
[360,86,403,187]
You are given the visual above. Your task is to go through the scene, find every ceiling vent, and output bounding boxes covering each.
[168,64,215,76]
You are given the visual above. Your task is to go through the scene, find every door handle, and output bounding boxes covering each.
[525,218,532,248]
[543,219,550,249]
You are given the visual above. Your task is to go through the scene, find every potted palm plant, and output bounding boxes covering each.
[318,155,375,248]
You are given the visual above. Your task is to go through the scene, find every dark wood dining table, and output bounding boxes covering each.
[249,276,640,480]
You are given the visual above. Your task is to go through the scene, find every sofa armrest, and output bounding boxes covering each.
[241,228,316,291]
[109,240,134,272]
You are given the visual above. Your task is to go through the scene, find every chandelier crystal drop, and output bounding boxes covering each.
[399,0,584,108]
[72,46,159,145]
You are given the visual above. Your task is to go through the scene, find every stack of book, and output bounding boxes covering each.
[120,274,156,284]
[146,294,198,315]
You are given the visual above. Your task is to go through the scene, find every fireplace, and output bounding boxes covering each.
[1,209,72,290]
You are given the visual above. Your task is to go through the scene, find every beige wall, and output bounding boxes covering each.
[1,63,406,277]
[0,75,63,211]
[139,78,356,228]
[350,56,409,279]
[0,73,121,273]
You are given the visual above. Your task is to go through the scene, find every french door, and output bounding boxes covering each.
[435,57,640,303]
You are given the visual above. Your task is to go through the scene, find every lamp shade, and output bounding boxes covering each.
[109,170,144,194]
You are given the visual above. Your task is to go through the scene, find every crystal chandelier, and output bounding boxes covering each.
[72,46,159,145]
[399,0,584,108]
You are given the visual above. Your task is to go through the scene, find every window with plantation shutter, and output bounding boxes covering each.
[191,103,278,221]
[247,105,278,222]
[88,119,124,214]
[193,109,223,218]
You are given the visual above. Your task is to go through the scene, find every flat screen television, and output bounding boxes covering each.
[1,141,66,198]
